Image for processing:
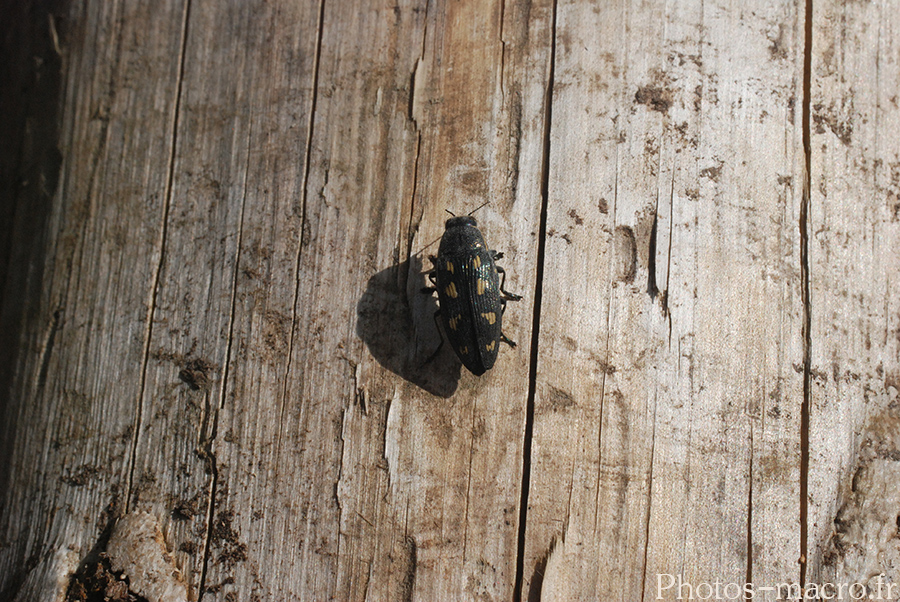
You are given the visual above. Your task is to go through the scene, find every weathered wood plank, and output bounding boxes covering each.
[355,0,551,598]
[523,1,806,599]
[129,0,551,598]
[0,1,187,599]
[126,0,323,597]
[807,0,900,591]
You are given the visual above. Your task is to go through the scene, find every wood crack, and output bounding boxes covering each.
[125,0,192,514]
[402,7,428,346]
[498,0,507,97]
[197,88,253,600]
[746,424,754,589]
[35,308,62,391]
[664,171,674,336]
[593,151,618,538]
[799,0,814,588]
[639,389,659,602]
[331,405,347,596]
[647,204,659,300]
[514,0,558,597]
[404,133,422,279]
[196,387,220,597]
[280,0,327,430]
[403,6,428,275]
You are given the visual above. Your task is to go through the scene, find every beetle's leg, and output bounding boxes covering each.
[421,275,437,294]
[495,266,523,301]
[421,310,445,366]
[493,251,520,299]
[497,291,516,346]
[421,267,438,294]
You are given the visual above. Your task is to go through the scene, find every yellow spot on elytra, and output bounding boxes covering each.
[485,340,496,351]
[459,346,469,355]
[476,279,487,295]
[445,282,458,298]
[472,255,482,269]
[449,315,461,331]
[481,312,496,324]
[446,261,455,274]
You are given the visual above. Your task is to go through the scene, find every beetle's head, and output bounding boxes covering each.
[445,215,478,230]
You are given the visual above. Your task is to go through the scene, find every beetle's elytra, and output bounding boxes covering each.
[424,215,521,375]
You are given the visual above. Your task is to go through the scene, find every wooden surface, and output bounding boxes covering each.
[0,0,897,601]
[807,0,900,595]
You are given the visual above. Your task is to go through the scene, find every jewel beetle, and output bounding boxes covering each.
[424,210,521,375]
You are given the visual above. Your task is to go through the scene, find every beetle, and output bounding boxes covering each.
[423,211,521,375]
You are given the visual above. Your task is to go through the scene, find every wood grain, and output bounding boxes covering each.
[0,0,897,600]
[522,2,806,599]
[1,1,187,600]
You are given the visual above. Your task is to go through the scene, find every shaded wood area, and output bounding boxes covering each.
[0,0,897,600]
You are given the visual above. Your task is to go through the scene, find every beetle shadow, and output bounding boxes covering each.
[356,254,461,397]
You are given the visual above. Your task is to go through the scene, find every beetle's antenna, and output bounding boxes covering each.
[415,234,443,254]
[445,209,457,217]
[468,201,489,216]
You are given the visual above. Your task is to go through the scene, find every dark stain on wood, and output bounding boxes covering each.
[567,209,583,225]
[813,102,853,146]
[700,161,724,182]
[178,358,216,391]
[547,385,575,411]
[400,535,417,602]
[60,464,103,487]
[211,510,248,569]
[635,85,673,113]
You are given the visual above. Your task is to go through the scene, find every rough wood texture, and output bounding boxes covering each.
[523,2,806,599]
[807,0,900,594]
[0,0,897,601]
